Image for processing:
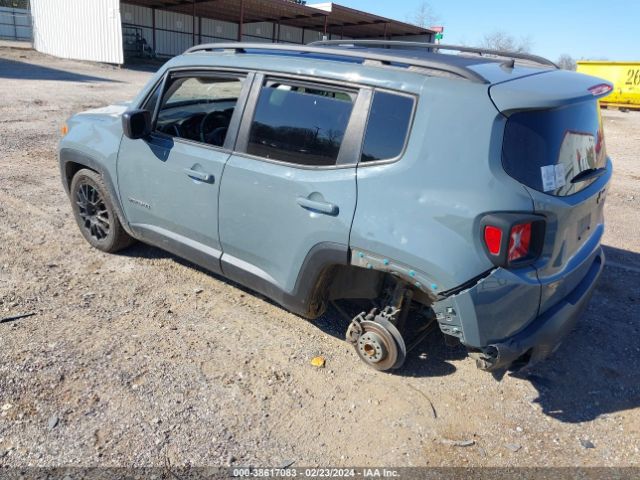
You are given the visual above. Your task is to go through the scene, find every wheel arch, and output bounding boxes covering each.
[291,245,436,320]
[59,148,134,238]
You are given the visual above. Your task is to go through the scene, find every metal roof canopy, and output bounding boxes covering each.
[122,0,434,40]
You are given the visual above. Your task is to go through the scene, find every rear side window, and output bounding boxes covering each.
[361,91,414,163]
[247,80,355,166]
[502,101,607,196]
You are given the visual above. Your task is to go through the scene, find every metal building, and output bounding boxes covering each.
[31,0,124,64]
[0,0,32,41]
[28,0,434,65]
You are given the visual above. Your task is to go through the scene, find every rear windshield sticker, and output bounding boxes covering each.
[554,163,566,189]
[541,165,558,192]
[541,164,567,192]
[541,132,596,192]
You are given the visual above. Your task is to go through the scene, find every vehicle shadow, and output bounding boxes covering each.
[122,242,464,377]
[122,242,639,402]
[0,57,121,82]
[509,244,640,423]
[119,241,287,304]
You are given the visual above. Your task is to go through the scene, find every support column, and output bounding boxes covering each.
[383,22,388,40]
[12,7,17,40]
[237,0,244,42]
[323,15,328,39]
[192,0,196,46]
[152,7,157,52]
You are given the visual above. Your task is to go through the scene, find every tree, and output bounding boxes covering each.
[480,30,532,53]
[406,1,440,28]
[557,54,577,70]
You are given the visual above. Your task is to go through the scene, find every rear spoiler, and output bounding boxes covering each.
[489,70,613,114]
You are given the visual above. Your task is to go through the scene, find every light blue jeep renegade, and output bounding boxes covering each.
[59,41,612,372]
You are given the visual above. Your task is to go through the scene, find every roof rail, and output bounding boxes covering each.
[311,40,559,69]
[184,42,488,84]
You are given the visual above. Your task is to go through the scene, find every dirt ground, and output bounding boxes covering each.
[1,44,639,468]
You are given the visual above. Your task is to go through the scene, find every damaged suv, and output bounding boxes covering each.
[59,41,612,372]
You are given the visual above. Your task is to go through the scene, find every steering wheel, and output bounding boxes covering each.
[159,124,181,137]
[200,111,229,146]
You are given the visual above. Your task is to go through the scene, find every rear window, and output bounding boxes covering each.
[502,101,607,196]
[361,91,414,163]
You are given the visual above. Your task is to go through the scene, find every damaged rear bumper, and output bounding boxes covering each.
[476,250,603,370]
[435,247,604,371]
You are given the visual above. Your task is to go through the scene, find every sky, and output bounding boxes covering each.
[335,0,639,62]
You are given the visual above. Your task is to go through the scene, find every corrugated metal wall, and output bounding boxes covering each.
[0,6,32,41]
[120,2,339,58]
[121,2,241,57]
[242,21,273,43]
[401,34,434,43]
[121,2,152,47]
[278,25,303,44]
[200,17,237,44]
[23,1,389,65]
[31,0,123,64]
[155,9,195,55]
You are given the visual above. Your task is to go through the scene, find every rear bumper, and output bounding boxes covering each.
[472,247,604,371]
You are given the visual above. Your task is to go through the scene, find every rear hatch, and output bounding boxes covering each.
[490,70,613,315]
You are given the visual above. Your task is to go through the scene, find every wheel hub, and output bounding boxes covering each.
[85,203,97,216]
[358,331,387,363]
[350,319,404,371]
[76,183,110,241]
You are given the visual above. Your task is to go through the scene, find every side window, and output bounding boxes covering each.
[246,80,355,167]
[361,91,414,163]
[154,74,245,147]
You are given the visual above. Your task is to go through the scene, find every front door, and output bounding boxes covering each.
[219,75,365,301]
[117,70,251,272]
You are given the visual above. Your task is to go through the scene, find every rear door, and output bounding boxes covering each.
[117,70,251,272]
[218,74,367,299]
[492,71,613,314]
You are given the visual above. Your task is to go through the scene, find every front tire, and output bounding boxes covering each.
[70,169,134,253]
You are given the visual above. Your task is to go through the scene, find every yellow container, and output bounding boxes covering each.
[577,61,640,110]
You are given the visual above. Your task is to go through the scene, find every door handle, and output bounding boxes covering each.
[296,196,339,216]
[184,168,214,183]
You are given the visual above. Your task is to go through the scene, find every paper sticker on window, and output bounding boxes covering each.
[541,165,557,192]
[554,163,566,189]
[541,164,568,192]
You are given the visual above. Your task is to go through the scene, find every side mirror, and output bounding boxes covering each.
[122,109,151,139]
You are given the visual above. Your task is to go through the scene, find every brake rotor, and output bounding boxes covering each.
[375,316,407,370]
[354,319,406,371]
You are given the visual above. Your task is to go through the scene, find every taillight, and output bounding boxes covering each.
[483,226,503,256]
[507,222,532,262]
[480,214,545,268]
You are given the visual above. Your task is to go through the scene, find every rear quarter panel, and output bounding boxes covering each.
[351,77,535,294]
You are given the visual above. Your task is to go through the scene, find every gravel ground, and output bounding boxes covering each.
[0,44,639,468]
